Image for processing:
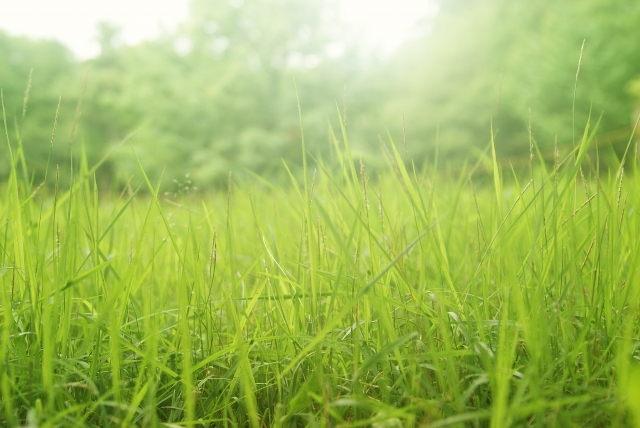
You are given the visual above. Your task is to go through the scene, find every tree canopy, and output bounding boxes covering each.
[1,0,639,187]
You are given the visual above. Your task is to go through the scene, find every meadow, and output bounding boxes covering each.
[1,104,640,427]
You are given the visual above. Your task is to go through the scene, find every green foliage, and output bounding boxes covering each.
[0,30,78,178]
[78,0,356,186]
[375,0,640,162]
[1,0,640,185]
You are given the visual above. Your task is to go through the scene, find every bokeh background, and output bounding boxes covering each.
[1,0,639,187]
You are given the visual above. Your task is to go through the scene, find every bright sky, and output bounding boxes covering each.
[338,0,437,56]
[0,0,433,60]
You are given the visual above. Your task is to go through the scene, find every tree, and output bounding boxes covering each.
[0,30,78,180]
[79,0,353,186]
[368,0,640,165]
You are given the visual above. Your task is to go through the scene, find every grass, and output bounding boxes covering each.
[1,98,640,427]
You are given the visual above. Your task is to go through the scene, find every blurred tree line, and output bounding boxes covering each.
[1,0,639,188]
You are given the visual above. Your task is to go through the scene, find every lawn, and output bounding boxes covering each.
[1,112,640,427]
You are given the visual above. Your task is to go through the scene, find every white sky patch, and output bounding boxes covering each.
[337,0,437,56]
[0,0,433,60]
[0,0,190,59]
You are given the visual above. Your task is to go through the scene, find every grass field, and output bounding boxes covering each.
[2,105,640,427]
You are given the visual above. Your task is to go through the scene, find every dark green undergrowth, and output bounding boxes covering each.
[2,99,640,427]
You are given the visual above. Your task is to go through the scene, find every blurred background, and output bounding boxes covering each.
[1,0,639,188]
